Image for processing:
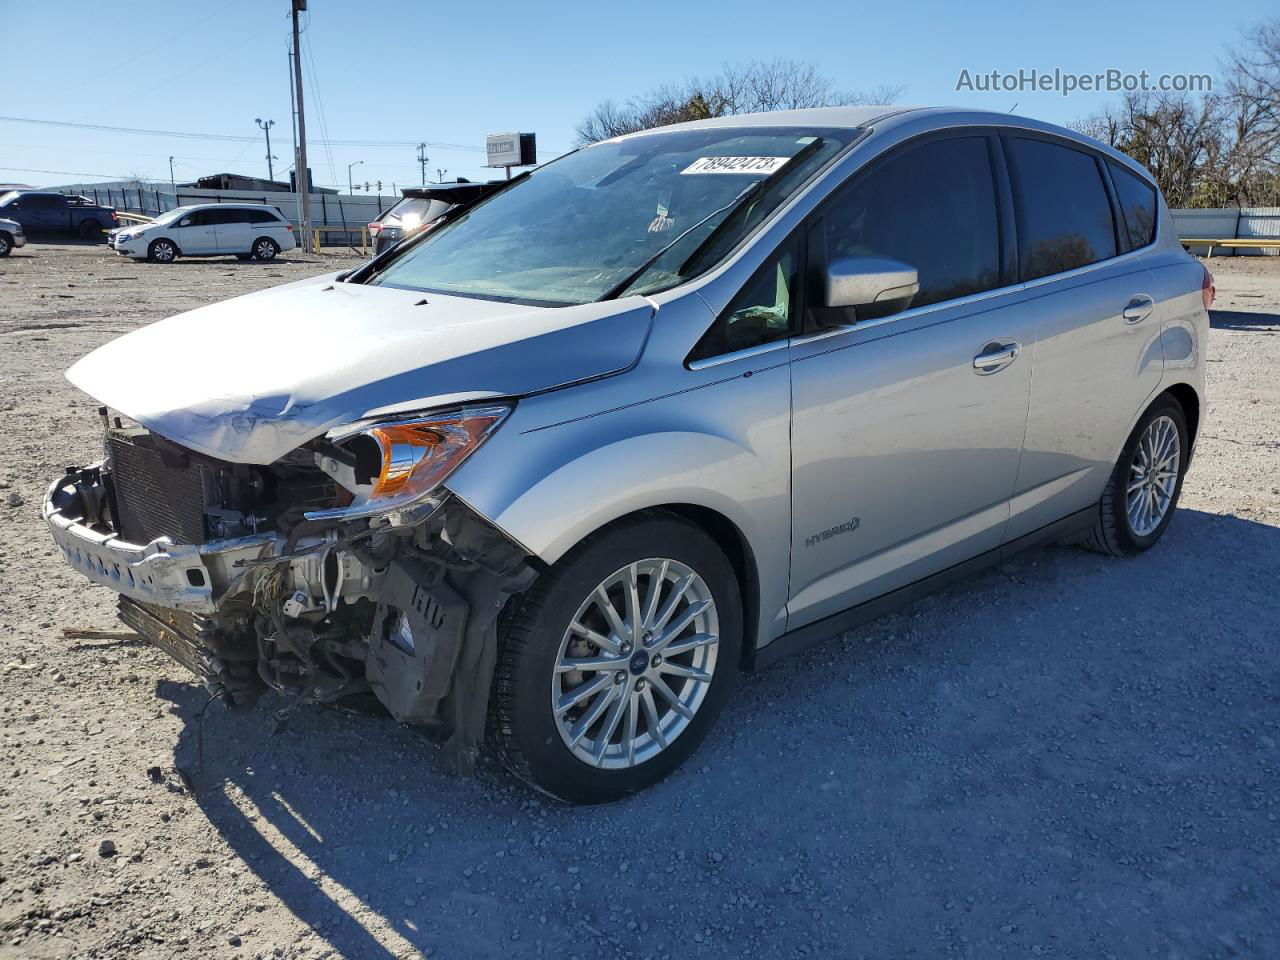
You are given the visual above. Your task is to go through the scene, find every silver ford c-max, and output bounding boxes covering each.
[46,106,1211,802]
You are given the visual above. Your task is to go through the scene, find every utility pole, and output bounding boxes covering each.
[417,143,428,186]
[168,156,175,196]
[291,0,311,245]
[255,118,276,181]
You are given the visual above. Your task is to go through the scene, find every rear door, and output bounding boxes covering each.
[787,132,1035,629]
[213,208,253,253]
[1001,134,1164,540]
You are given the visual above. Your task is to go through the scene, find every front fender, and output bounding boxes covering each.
[446,361,794,643]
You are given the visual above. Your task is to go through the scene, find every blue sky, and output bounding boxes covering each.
[1,0,1273,190]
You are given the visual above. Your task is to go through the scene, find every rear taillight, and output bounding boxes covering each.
[367,222,382,235]
[1201,265,1215,310]
[285,224,293,232]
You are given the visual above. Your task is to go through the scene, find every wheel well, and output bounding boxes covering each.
[1162,383,1200,444]
[648,504,761,672]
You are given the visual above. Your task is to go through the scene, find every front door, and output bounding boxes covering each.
[787,133,1033,630]
[173,209,218,254]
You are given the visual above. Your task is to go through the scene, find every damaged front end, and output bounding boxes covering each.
[44,409,535,765]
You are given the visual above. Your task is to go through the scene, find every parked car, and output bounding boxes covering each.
[44,107,1210,803]
[0,216,25,256]
[367,182,503,255]
[111,203,296,262]
[0,190,118,240]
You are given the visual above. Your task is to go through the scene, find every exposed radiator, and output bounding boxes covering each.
[106,430,208,545]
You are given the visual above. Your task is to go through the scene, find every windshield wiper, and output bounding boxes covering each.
[596,189,757,301]
[597,137,825,302]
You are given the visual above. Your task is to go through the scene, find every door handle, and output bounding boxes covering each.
[972,339,1020,374]
[1122,294,1154,324]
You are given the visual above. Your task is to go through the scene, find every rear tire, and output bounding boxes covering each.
[251,237,279,261]
[78,220,102,241]
[0,233,11,257]
[147,239,178,263]
[488,512,742,804]
[1085,395,1189,556]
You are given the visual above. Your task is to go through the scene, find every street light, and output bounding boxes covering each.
[168,156,175,197]
[436,168,448,183]
[254,118,276,181]
[347,160,364,196]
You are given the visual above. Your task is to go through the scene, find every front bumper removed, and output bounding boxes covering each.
[44,466,275,614]
[44,463,538,764]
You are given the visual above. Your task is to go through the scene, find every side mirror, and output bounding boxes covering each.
[820,256,919,324]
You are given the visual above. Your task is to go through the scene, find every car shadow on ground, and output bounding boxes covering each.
[159,507,1280,958]
[1210,308,1280,330]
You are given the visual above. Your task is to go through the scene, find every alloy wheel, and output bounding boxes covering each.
[1126,414,1181,537]
[551,559,719,769]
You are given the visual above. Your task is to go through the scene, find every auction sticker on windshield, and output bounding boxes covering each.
[681,156,790,175]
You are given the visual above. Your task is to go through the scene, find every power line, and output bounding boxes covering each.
[0,114,485,152]
[0,165,136,180]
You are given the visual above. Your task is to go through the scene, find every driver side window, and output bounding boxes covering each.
[690,235,799,362]
[823,136,1001,308]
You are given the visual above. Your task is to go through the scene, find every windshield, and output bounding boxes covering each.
[367,126,858,305]
[152,206,196,226]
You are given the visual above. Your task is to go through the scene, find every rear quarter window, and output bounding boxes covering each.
[1108,161,1158,249]
[1006,137,1117,281]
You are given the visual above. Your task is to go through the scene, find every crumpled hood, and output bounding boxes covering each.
[67,273,653,464]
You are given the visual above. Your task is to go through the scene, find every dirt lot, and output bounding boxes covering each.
[0,243,1277,960]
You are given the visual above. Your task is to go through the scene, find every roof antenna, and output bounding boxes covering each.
[1009,102,1018,113]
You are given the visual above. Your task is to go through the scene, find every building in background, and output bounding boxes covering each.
[180,172,337,195]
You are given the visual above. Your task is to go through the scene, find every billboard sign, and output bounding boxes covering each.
[485,133,537,168]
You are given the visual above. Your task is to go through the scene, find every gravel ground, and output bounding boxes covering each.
[0,243,1277,960]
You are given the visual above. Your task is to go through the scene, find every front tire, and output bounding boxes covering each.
[251,237,279,260]
[0,232,11,257]
[489,513,742,804]
[147,239,178,263]
[1085,395,1189,556]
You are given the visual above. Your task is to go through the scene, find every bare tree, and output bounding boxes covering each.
[1072,18,1280,207]
[575,60,903,144]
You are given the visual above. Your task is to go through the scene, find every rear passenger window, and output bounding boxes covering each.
[1007,138,1116,280]
[1108,161,1158,249]
[822,137,1001,307]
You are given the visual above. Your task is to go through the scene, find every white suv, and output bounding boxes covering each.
[112,203,297,263]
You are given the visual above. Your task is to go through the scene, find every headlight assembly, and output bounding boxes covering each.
[305,404,510,525]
